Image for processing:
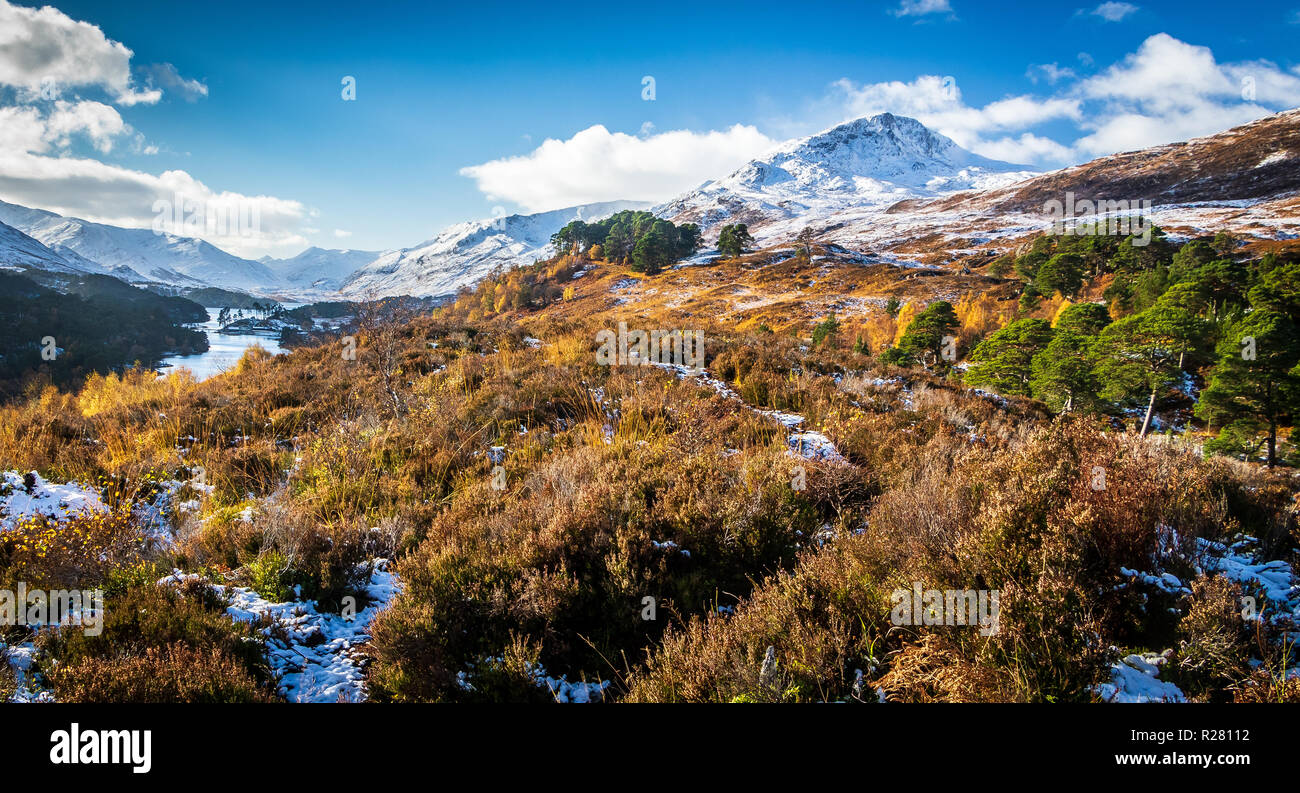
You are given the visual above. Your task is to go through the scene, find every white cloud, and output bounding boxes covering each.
[460,124,776,212]
[973,133,1076,164]
[0,0,304,258]
[0,0,159,105]
[1085,2,1139,21]
[1072,33,1300,154]
[142,63,208,103]
[1027,63,1077,85]
[1078,34,1235,107]
[0,101,127,155]
[889,0,955,18]
[0,146,310,257]
[43,101,128,153]
[787,33,1300,167]
[333,229,352,238]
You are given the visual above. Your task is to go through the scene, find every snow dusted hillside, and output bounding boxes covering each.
[0,217,155,282]
[341,200,651,299]
[657,113,1038,242]
[0,219,85,274]
[261,246,381,292]
[0,199,279,292]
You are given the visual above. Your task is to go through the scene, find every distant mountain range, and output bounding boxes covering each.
[260,247,380,292]
[0,199,274,291]
[2,110,1298,301]
[0,218,87,275]
[339,200,651,299]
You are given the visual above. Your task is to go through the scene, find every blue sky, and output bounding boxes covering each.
[1,0,1298,257]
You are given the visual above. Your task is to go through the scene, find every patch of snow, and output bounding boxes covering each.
[159,560,401,703]
[2,641,54,703]
[1095,652,1185,703]
[0,471,106,531]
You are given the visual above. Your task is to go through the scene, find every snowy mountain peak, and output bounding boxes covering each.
[0,198,280,293]
[731,113,1027,194]
[660,114,1038,239]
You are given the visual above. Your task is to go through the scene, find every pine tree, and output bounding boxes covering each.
[1054,302,1111,335]
[890,301,960,369]
[965,318,1053,396]
[811,314,839,347]
[1030,329,1099,413]
[717,224,754,258]
[1093,296,1204,436]
[1195,309,1300,467]
[1035,253,1085,298]
[631,228,670,275]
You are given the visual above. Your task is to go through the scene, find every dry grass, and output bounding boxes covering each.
[2,248,1295,703]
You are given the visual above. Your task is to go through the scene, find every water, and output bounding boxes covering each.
[159,307,289,381]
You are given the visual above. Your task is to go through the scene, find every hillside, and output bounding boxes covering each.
[4,213,1297,704]
[341,200,652,299]
[0,271,207,396]
[0,199,280,292]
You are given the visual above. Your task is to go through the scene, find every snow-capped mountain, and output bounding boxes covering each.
[0,199,279,292]
[260,247,381,292]
[817,107,1300,265]
[341,200,651,298]
[0,219,86,275]
[657,113,1037,241]
[0,216,157,282]
[340,116,1034,298]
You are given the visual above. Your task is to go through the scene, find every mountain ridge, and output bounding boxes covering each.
[656,112,1038,240]
[341,200,653,299]
[0,199,281,293]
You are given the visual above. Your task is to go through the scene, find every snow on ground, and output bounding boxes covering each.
[457,659,611,702]
[160,560,401,703]
[787,430,849,464]
[1098,535,1299,704]
[1197,537,1299,626]
[534,667,610,703]
[0,471,106,531]
[1096,652,1186,703]
[645,362,850,464]
[1118,567,1191,597]
[2,641,54,702]
[2,470,407,704]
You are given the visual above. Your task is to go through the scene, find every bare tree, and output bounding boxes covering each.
[353,293,414,418]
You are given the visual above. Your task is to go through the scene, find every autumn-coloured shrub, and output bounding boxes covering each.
[40,580,273,696]
[48,645,278,703]
[1174,576,1250,700]
[0,508,147,589]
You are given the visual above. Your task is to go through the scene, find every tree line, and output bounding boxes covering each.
[550,211,703,275]
[950,229,1300,467]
